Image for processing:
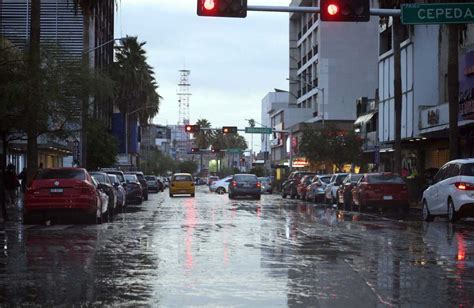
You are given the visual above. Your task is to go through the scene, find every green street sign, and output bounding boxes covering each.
[226,148,241,153]
[401,3,474,25]
[245,127,273,134]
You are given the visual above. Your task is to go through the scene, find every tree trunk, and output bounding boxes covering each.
[26,0,41,179]
[448,24,460,160]
[393,17,403,175]
[81,12,90,168]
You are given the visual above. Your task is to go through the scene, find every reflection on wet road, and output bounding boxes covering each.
[1,186,474,306]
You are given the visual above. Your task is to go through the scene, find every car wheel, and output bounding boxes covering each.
[216,187,225,194]
[448,198,459,223]
[191,193,195,197]
[422,200,434,222]
[169,193,173,198]
[282,190,287,198]
[256,195,261,200]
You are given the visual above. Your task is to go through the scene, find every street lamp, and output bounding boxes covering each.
[82,37,126,55]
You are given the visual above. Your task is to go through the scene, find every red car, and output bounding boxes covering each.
[24,168,106,224]
[297,175,314,200]
[352,173,409,214]
[336,173,363,210]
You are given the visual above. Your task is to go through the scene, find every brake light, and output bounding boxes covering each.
[256,182,261,188]
[455,182,474,191]
[232,181,237,187]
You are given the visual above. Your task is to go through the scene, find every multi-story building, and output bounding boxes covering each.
[289,0,379,124]
[0,0,115,169]
[377,17,474,174]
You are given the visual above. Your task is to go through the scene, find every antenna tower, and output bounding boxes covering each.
[177,70,191,125]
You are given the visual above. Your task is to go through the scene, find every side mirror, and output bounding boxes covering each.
[113,182,119,188]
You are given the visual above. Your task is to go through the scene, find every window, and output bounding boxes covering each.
[367,174,405,184]
[36,169,85,180]
[379,27,392,55]
[434,165,448,182]
[461,163,474,176]
[173,175,193,182]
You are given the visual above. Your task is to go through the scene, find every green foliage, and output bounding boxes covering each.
[249,166,265,177]
[299,124,363,171]
[86,120,118,170]
[178,161,198,174]
[194,118,213,149]
[112,36,161,125]
[141,150,177,175]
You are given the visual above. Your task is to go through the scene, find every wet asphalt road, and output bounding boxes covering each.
[1,186,474,307]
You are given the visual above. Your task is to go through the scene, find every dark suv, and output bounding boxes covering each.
[281,171,315,199]
[125,171,149,201]
[229,174,261,200]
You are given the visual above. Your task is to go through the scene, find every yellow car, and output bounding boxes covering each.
[169,173,195,197]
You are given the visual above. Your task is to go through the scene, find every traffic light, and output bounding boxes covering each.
[197,0,247,18]
[184,125,200,133]
[222,126,238,134]
[320,0,370,22]
[191,148,200,153]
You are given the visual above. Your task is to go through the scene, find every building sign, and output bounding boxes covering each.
[460,49,474,120]
[402,3,474,25]
[292,158,309,168]
[427,109,440,125]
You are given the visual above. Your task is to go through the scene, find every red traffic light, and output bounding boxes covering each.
[184,125,200,133]
[197,0,247,18]
[320,0,370,22]
[327,4,339,15]
[222,126,237,134]
[191,147,200,153]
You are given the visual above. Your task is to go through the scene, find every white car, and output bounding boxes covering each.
[324,173,348,204]
[210,176,233,194]
[422,159,474,223]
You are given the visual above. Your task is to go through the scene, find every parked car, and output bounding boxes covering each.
[297,175,314,200]
[125,171,149,201]
[169,173,195,197]
[306,174,332,203]
[145,175,163,193]
[210,176,233,194]
[24,168,107,224]
[208,176,220,186]
[336,173,364,210]
[102,169,131,204]
[107,174,126,210]
[281,171,315,199]
[422,159,474,223]
[325,173,348,204]
[258,177,272,194]
[229,174,261,200]
[352,173,409,213]
[124,174,143,204]
[90,172,118,221]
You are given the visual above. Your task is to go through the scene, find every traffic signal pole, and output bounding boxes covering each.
[246,5,400,17]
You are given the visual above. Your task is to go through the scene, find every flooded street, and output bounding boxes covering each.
[1,186,474,306]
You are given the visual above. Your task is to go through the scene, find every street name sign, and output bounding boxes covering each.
[401,3,474,25]
[245,127,273,134]
[227,148,241,153]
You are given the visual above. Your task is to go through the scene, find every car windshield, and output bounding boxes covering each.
[368,174,405,184]
[107,172,125,183]
[461,163,474,176]
[125,174,138,182]
[351,174,364,183]
[320,176,331,184]
[173,175,192,182]
[108,175,119,184]
[234,175,257,183]
[36,169,85,180]
[145,176,156,181]
[91,173,108,184]
[335,174,348,185]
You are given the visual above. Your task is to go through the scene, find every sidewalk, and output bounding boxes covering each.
[0,197,23,224]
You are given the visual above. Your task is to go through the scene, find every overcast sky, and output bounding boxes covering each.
[116,0,291,151]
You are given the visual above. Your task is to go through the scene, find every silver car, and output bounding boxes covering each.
[258,177,273,194]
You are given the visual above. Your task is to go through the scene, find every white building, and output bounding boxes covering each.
[289,0,379,124]
[260,90,290,154]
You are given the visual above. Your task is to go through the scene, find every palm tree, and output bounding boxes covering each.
[194,119,212,149]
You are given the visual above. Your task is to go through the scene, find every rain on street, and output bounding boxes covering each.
[1,186,474,307]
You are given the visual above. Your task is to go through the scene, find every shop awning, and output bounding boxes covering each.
[354,112,376,126]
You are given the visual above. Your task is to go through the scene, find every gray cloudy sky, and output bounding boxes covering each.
[116,0,291,151]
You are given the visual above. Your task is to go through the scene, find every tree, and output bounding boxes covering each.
[194,119,212,149]
[86,120,118,170]
[299,125,363,172]
[178,161,198,174]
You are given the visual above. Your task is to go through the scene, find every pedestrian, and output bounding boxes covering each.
[18,167,27,193]
[4,164,20,207]
[38,162,44,169]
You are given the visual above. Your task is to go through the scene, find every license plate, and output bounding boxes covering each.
[50,188,63,193]
[383,195,393,200]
